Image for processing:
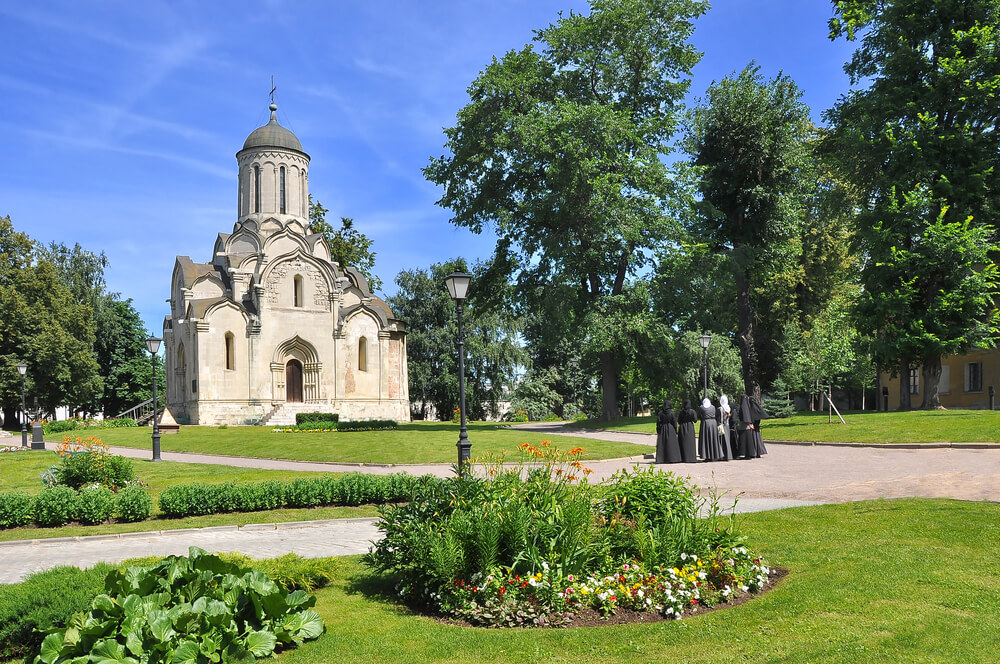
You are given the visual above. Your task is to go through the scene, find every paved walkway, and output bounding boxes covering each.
[2,424,997,583]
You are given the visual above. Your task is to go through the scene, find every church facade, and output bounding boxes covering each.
[162,103,409,426]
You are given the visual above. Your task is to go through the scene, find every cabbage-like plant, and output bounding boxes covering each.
[34,547,324,664]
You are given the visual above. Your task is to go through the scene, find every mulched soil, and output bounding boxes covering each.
[430,566,790,629]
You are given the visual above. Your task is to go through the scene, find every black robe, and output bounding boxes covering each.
[677,401,698,463]
[655,405,682,464]
[698,403,725,461]
[737,395,769,459]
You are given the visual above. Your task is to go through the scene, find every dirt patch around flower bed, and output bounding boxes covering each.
[428,566,789,629]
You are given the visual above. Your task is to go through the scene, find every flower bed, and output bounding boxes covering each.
[365,443,773,627]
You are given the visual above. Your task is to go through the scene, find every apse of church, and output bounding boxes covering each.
[162,103,409,426]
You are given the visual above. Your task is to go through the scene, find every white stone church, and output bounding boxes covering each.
[162,103,409,426]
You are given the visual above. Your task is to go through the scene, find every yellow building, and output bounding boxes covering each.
[879,347,998,410]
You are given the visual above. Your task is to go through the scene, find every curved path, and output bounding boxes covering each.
[1,425,997,583]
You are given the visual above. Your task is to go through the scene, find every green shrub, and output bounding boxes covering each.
[572,412,588,421]
[77,486,115,525]
[0,491,34,528]
[113,484,152,522]
[279,419,397,432]
[541,413,562,422]
[102,417,137,428]
[43,420,79,434]
[36,547,324,664]
[32,486,79,527]
[507,409,529,423]
[54,450,135,490]
[296,412,339,424]
[0,564,112,661]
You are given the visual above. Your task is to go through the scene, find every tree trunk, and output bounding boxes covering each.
[898,357,911,411]
[2,406,19,431]
[920,356,944,409]
[599,350,620,421]
[734,270,762,401]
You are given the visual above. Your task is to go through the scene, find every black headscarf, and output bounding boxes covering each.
[739,395,769,422]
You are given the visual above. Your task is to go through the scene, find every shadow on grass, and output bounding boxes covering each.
[343,569,424,618]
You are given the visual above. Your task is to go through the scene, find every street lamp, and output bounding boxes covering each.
[444,271,472,476]
[16,363,27,448]
[699,333,712,401]
[146,336,162,462]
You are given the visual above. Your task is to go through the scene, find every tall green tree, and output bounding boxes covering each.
[683,64,814,400]
[425,0,708,420]
[308,197,382,292]
[387,259,524,421]
[826,0,1000,409]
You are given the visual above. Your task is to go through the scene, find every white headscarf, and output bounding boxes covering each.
[701,397,712,409]
[720,394,731,415]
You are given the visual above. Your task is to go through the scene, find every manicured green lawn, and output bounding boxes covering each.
[51,422,648,463]
[569,410,1000,443]
[281,498,1000,663]
[0,451,377,542]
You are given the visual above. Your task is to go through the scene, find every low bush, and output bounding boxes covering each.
[42,418,137,434]
[34,547,324,664]
[50,437,136,490]
[0,491,34,528]
[43,420,78,434]
[296,412,339,425]
[275,419,398,432]
[32,486,79,527]
[113,484,152,523]
[77,486,115,525]
[364,443,770,627]
[158,473,427,518]
[541,413,562,422]
[0,564,113,661]
[507,409,529,423]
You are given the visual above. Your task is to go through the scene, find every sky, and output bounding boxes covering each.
[1,1,857,336]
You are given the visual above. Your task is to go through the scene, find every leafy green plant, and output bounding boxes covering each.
[113,485,152,523]
[32,486,79,527]
[35,547,324,664]
[0,491,34,528]
[295,412,339,425]
[77,486,115,525]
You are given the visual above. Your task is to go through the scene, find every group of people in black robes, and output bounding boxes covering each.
[655,394,768,464]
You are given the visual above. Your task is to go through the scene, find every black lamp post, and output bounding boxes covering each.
[444,271,472,475]
[146,336,162,462]
[16,363,27,448]
[699,334,712,401]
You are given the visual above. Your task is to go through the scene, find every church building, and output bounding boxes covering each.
[162,103,409,426]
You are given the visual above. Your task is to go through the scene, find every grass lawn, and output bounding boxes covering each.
[568,409,1000,443]
[280,498,999,663]
[51,421,648,463]
[0,451,377,542]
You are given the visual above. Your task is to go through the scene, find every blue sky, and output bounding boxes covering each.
[1,1,856,335]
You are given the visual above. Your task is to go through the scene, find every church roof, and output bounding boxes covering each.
[174,256,220,289]
[241,103,305,154]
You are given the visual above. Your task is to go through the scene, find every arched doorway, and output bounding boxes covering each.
[285,360,303,402]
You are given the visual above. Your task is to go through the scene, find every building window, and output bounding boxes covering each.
[224,332,235,371]
[279,166,286,214]
[253,165,261,213]
[359,337,367,372]
[293,275,303,307]
[967,362,983,392]
[909,367,919,395]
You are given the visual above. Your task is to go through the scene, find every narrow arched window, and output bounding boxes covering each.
[225,332,235,371]
[359,337,368,372]
[279,166,286,214]
[293,275,303,307]
[253,165,261,213]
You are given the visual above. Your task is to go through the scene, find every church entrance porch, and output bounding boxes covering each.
[285,360,303,402]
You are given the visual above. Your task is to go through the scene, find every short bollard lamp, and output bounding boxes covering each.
[444,271,473,476]
[16,363,27,448]
[699,333,712,400]
[146,336,162,461]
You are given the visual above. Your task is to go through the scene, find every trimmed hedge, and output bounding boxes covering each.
[276,419,398,432]
[42,418,137,434]
[0,485,153,530]
[158,472,433,518]
[296,412,340,424]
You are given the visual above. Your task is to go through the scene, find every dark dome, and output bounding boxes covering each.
[242,103,304,153]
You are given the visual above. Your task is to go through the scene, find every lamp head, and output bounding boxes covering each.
[699,334,712,350]
[146,336,162,355]
[444,272,473,302]
[16,363,27,376]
